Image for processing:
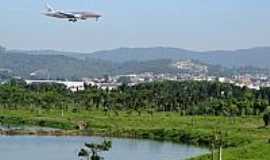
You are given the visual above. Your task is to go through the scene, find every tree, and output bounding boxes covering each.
[78,140,112,160]
[211,131,224,160]
[263,107,270,127]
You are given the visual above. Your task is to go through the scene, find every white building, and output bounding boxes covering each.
[25,80,85,92]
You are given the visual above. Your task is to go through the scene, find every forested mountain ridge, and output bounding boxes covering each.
[1,46,270,79]
[9,46,270,68]
[0,51,114,79]
[0,48,222,79]
[87,47,270,68]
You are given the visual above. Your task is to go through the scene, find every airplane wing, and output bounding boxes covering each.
[57,11,76,19]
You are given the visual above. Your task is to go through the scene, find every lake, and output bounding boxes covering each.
[0,136,208,160]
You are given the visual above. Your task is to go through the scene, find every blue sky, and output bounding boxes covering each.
[0,0,270,52]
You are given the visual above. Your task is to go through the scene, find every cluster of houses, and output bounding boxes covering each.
[22,72,270,92]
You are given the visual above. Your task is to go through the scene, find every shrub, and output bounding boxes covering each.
[263,107,270,127]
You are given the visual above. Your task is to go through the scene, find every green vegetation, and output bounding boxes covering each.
[0,80,270,159]
[263,107,270,126]
[1,80,270,116]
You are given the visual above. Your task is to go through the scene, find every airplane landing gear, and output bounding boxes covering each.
[69,18,77,22]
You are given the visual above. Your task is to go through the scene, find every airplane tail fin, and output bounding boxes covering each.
[46,2,54,12]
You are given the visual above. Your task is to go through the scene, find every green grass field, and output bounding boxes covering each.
[0,109,269,160]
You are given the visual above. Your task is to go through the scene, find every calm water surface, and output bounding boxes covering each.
[0,136,208,160]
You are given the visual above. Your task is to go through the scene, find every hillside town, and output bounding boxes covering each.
[1,60,267,92]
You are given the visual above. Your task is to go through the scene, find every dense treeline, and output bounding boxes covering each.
[1,80,270,116]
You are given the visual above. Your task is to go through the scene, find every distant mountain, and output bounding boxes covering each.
[86,47,270,68]
[0,50,223,79]
[10,49,87,60]
[113,59,180,75]
[1,46,270,79]
[0,69,12,83]
[0,51,114,79]
[8,46,270,69]
[87,47,199,63]
[0,45,5,53]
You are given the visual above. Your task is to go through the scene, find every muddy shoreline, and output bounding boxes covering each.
[0,129,84,136]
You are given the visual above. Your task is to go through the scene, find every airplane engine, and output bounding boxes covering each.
[69,18,77,22]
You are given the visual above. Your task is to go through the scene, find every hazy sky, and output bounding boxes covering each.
[1,0,270,52]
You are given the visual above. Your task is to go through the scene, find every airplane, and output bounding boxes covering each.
[43,3,102,22]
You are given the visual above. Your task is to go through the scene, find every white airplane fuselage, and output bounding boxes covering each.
[43,4,101,22]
